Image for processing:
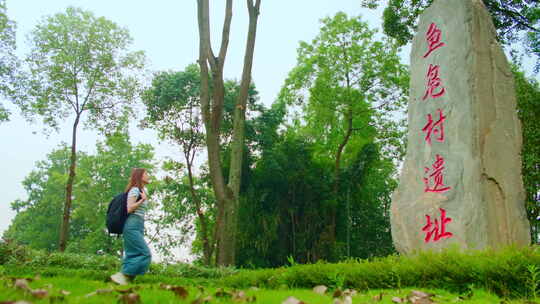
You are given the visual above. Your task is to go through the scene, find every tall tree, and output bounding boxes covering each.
[280,12,408,249]
[5,147,75,251]
[196,0,262,266]
[236,132,333,266]
[149,160,216,263]
[513,67,540,243]
[142,64,266,265]
[142,65,212,264]
[362,0,540,71]
[0,0,18,122]
[236,131,397,267]
[14,7,145,251]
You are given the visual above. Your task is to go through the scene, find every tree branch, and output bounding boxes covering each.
[65,87,77,113]
[197,0,212,129]
[489,1,540,33]
[86,102,116,112]
[80,68,101,112]
[218,0,233,69]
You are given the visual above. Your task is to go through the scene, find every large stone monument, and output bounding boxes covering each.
[391,0,531,253]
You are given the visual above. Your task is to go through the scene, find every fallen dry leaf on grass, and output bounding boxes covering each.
[313,285,327,295]
[373,292,385,301]
[0,301,33,304]
[232,290,246,301]
[282,296,307,304]
[343,289,357,297]
[11,278,51,300]
[30,289,48,299]
[230,290,256,302]
[118,293,141,304]
[409,298,434,304]
[13,279,30,291]
[159,284,189,299]
[215,288,233,298]
[407,290,435,304]
[390,290,435,304]
[171,286,189,299]
[332,289,343,298]
[409,290,433,298]
[158,283,173,290]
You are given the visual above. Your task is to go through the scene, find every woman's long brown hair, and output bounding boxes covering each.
[125,168,146,192]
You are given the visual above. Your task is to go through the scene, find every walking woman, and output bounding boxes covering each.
[111,168,151,285]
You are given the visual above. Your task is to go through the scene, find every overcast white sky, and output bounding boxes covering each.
[0,0,393,259]
[1,1,537,259]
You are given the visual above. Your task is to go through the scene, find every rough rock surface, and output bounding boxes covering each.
[391,0,530,253]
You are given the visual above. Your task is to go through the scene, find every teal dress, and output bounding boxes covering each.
[121,187,151,276]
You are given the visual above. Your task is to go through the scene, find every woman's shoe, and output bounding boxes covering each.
[110,272,129,285]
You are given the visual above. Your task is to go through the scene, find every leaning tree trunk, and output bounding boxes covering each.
[59,114,81,252]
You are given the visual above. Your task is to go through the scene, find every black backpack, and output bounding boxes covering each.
[106,190,141,234]
[106,192,128,234]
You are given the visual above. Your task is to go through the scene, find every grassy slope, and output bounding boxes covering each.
[0,274,530,303]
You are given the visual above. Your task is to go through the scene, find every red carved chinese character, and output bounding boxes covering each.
[422,208,453,243]
[423,154,451,193]
[423,22,446,58]
[422,109,446,144]
[423,64,445,100]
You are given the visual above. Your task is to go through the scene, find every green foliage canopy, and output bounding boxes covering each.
[513,67,540,242]
[362,0,540,71]
[15,6,145,132]
[0,0,18,122]
[280,12,409,166]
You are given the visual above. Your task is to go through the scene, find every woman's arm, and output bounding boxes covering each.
[127,189,146,213]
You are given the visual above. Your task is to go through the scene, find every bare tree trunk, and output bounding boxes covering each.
[224,0,261,266]
[59,114,81,252]
[334,107,353,194]
[197,0,261,266]
[197,0,234,266]
[327,82,354,252]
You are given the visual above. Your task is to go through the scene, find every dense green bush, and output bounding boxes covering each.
[0,241,234,279]
[0,241,120,271]
[0,239,34,265]
[148,262,237,278]
[222,246,540,298]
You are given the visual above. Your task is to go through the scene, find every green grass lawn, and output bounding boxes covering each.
[0,273,533,303]
[1,246,539,303]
